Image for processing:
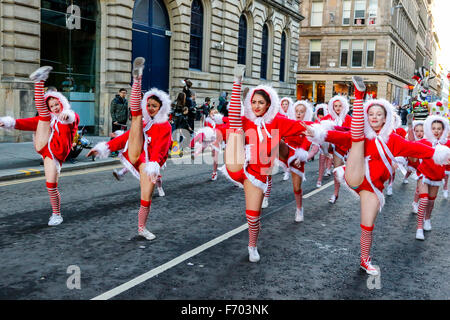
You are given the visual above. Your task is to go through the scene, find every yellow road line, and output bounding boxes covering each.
[0,164,123,187]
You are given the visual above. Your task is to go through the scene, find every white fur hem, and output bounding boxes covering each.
[118,153,140,180]
[289,166,306,181]
[0,116,16,129]
[420,175,444,187]
[334,166,361,200]
[144,161,160,177]
[432,144,450,165]
[243,165,268,193]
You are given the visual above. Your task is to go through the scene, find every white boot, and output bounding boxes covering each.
[412,202,418,214]
[415,229,425,240]
[248,246,260,263]
[443,189,448,199]
[157,187,165,197]
[283,171,290,181]
[423,219,432,231]
[295,208,304,223]
[30,66,53,82]
[139,228,156,240]
[48,214,63,226]
[386,184,393,196]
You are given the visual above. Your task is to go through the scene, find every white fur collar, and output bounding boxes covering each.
[423,115,449,145]
[363,99,393,142]
[327,95,350,125]
[141,88,171,124]
[244,85,280,124]
[288,100,313,122]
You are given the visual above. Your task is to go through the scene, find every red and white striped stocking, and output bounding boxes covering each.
[246,210,261,248]
[416,193,428,230]
[129,77,142,117]
[138,199,151,232]
[360,224,374,262]
[46,182,61,216]
[228,80,243,129]
[351,87,365,142]
[264,176,272,198]
[35,81,51,121]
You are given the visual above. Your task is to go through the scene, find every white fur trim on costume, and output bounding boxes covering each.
[363,99,394,143]
[118,153,140,180]
[423,115,449,145]
[279,97,294,116]
[334,165,360,200]
[92,141,111,159]
[58,109,76,124]
[393,112,402,129]
[213,113,224,125]
[141,88,171,124]
[288,100,313,122]
[306,123,329,145]
[0,116,16,129]
[292,148,309,163]
[327,96,350,125]
[418,174,444,187]
[196,126,216,142]
[244,85,280,124]
[218,165,244,188]
[144,161,160,177]
[432,144,450,165]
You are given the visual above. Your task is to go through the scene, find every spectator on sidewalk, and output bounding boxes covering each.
[218,91,228,116]
[110,88,128,132]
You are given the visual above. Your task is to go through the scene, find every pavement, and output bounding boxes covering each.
[0,136,121,181]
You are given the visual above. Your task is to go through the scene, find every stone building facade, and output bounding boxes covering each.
[296,0,438,106]
[0,0,303,142]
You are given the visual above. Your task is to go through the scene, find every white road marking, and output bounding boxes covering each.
[91,180,334,300]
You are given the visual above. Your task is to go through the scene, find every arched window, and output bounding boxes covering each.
[189,0,203,70]
[279,32,287,82]
[238,15,247,65]
[260,24,269,80]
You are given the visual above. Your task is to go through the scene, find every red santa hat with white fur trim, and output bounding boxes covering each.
[327,95,350,125]
[243,85,280,124]
[141,88,172,124]
[279,97,294,116]
[288,100,313,122]
[363,98,394,142]
[44,91,76,124]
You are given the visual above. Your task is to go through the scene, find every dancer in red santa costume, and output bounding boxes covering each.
[221,64,308,263]
[385,112,408,196]
[413,114,450,240]
[313,103,333,188]
[306,76,450,275]
[405,116,425,213]
[443,130,450,199]
[277,100,315,222]
[190,108,228,181]
[319,95,352,203]
[277,97,293,182]
[88,58,172,240]
[0,66,79,226]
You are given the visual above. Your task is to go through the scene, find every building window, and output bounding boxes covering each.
[309,39,321,67]
[311,1,323,26]
[366,40,376,67]
[260,24,269,79]
[340,40,349,67]
[368,0,378,24]
[351,40,364,67]
[238,15,247,65]
[280,32,287,82]
[354,0,366,25]
[342,0,351,25]
[189,0,203,70]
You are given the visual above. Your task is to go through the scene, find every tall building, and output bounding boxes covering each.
[296,0,437,106]
[0,0,304,142]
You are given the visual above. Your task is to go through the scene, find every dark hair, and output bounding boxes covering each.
[317,108,324,116]
[431,120,444,129]
[119,88,127,93]
[176,92,186,107]
[205,97,210,102]
[184,79,192,88]
[252,89,271,105]
[46,96,58,109]
[148,95,162,108]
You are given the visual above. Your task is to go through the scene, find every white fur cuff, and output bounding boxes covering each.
[294,148,309,163]
[307,123,328,145]
[0,116,16,129]
[432,144,450,165]
[59,109,76,124]
[92,141,111,159]
[144,161,160,177]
